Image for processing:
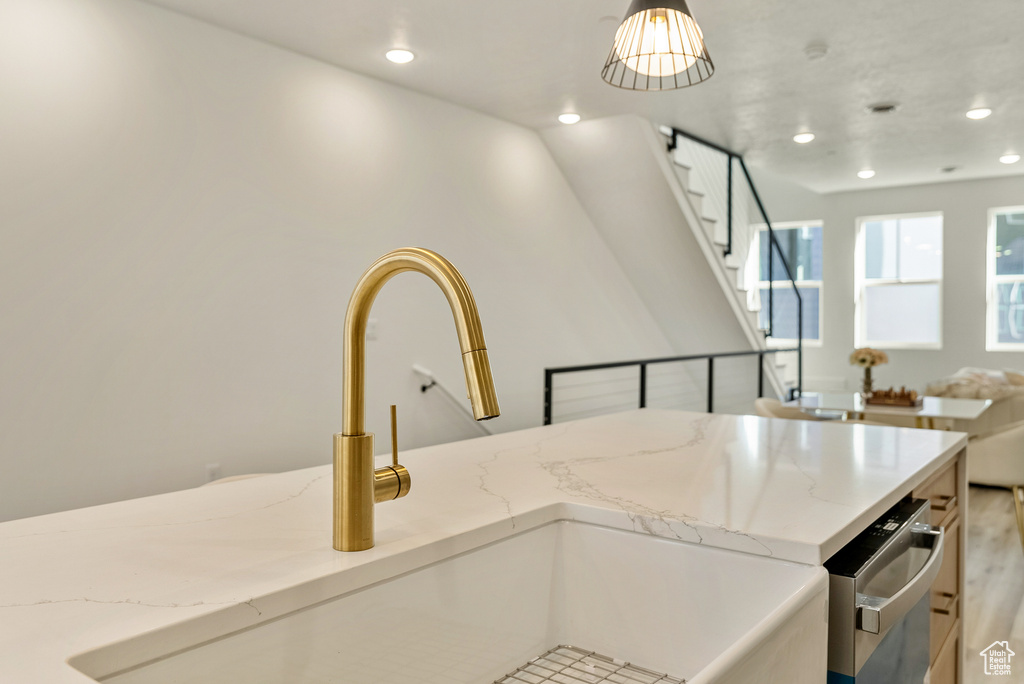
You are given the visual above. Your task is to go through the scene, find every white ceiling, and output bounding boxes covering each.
[142,0,1024,193]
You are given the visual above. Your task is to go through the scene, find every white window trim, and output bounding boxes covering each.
[855,212,944,350]
[986,205,1024,351]
[753,221,825,347]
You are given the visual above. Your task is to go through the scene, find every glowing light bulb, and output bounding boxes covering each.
[613,9,703,77]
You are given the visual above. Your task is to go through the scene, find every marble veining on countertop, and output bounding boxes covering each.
[0,409,965,683]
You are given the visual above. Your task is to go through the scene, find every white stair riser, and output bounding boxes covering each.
[664,130,796,397]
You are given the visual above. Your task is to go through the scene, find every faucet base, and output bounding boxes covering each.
[334,434,375,551]
[333,433,413,551]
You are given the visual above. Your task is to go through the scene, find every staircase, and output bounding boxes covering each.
[656,125,802,398]
[540,115,803,410]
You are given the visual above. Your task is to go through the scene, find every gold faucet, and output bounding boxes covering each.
[334,248,500,551]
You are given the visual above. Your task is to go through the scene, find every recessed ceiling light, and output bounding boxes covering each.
[558,113,581,125]
[1000,154,1021,165]
[857,169,876,179]
[966,108,992,120]
[385,49,415,64]
[793,132,815,144]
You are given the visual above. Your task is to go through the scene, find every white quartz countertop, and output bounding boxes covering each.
[0,409,965,683]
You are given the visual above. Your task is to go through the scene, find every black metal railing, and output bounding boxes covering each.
[666,127,804,395]
[543,348,798,425]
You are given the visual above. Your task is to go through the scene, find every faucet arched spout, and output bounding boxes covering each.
[335,247,499,551]
[342,247,499,435]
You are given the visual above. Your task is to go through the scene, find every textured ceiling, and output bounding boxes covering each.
[142,0,1024,193]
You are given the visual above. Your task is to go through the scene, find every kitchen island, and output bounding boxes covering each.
[0,409,966,682]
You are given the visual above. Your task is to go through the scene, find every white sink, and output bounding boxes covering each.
[71,521,827,684]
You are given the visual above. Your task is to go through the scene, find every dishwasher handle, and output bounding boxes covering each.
[856,523,944,635]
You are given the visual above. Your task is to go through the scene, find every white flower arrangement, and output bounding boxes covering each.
[849,347,889,368]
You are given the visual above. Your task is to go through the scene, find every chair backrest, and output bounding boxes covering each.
[969,421,1024,487]
[754,398,822,421]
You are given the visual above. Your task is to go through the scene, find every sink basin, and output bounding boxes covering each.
[71,520,827,684]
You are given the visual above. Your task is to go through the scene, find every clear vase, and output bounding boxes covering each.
[862,366,873,398]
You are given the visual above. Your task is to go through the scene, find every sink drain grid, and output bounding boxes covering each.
[494,645,686,684]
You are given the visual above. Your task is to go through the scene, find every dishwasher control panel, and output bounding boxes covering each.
[825,497,930,578]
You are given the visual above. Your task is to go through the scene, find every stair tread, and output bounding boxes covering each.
[666,132,794,399]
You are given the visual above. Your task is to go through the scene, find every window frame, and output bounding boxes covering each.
[986,205,1024,352]
[854,211,944,350]
[754,220,824,348]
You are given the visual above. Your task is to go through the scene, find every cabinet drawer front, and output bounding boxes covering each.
[930,594,958,663]
[930,516,960,662]
[929,625,959,684]
[914,460,958,525]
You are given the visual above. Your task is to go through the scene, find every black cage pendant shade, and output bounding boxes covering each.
[601,0,714,90]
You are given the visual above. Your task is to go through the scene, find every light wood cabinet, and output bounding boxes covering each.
[913,451,966,684]
[930,516,959,662]
[930,621,960,684]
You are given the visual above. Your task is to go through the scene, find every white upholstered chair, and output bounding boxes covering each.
[968,422,1024,551]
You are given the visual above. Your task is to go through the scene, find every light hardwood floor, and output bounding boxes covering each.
[964,485,1024,683]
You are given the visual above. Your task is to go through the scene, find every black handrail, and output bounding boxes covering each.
[668,127,804,395]
[666,126,733,157]
[543,348,798,425]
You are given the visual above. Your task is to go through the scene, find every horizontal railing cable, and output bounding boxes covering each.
[544,348,797,425]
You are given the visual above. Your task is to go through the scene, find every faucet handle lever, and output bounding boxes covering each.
[390,404,399,467]
[373,404,411,504]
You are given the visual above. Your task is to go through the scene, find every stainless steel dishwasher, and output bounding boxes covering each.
[825,497,944,684]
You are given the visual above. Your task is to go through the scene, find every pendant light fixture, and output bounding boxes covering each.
[601,0,714,91]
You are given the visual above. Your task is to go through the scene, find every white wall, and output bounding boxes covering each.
[756,170,1024,393]
[0,0,676,520]
[543,117,750,356]
[543,117,757,417]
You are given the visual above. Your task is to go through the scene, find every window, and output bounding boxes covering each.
[756,221,823,344]
[855,212,943,349]
[987,207,1024,350]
